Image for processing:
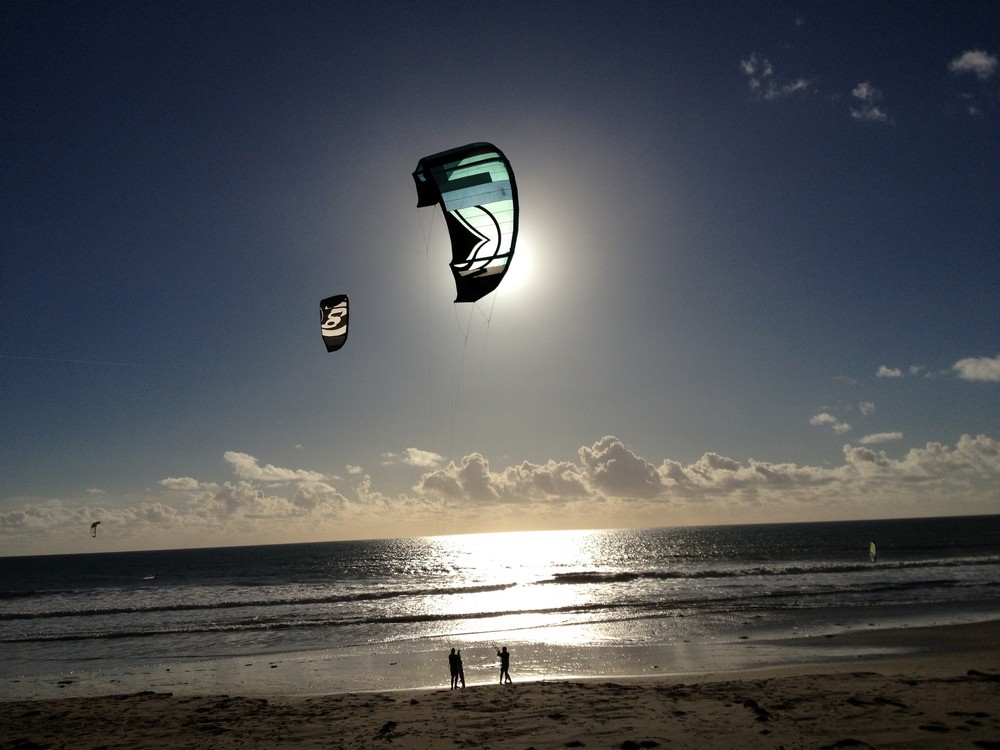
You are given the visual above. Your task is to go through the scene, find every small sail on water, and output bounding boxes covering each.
[869,541,878,564]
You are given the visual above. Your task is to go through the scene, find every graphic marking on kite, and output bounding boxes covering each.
[320,294,349,352]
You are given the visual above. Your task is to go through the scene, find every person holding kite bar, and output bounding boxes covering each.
[496,645,512,684]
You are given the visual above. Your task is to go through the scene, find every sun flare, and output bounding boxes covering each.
[499,235,533,296]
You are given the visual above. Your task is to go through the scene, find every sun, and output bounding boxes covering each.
[500,234,534,296]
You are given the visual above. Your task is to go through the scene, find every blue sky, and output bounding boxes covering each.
[2,1,998,555]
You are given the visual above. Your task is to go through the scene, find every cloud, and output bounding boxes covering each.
[406,448,444,468]
[740,53,810,100]
[876,356,1000,382]
[381,448,445,468]
[843,434,1000,482]
[741,53,773,80]
[414,433,1000,514]
[850,82,891,123]
[160,476,217,492]
[953,354,1000,382]
[859,432,903,445]
[810,413,852,435]
[949,49,999,80]
[3,436,999,554]
[859,401,875,417]
[579,436,665,497]
[223,452,326,483]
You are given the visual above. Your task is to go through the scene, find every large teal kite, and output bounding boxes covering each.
[413,143,518,303]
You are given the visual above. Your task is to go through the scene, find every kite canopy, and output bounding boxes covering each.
[320,294,349,352]
[90,521,101,537]
[413,142,518,303]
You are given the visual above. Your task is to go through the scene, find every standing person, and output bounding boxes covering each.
[456,649,466,688]
[497,645,512,684]
[449,648,459,689]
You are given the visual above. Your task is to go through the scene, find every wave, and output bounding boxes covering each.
[4,574,995,645]
[0,600,631,644]
[0,581,517,622]
[4,556,996,625]
[0,590,36,600]
[539,556,1000,585]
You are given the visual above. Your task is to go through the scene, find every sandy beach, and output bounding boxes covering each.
[2,620,998,749]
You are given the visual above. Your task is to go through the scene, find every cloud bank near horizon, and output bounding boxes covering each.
[3,433,998,555]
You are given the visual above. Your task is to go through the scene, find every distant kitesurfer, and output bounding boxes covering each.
[497,646,512,684]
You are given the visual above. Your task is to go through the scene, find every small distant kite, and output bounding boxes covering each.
[869,541,877,564]
[90,521,101,538]
[320,294,349,352]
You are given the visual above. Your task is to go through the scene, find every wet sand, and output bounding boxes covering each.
[2,620,998,749]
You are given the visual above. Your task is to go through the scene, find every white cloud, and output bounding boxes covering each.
[223,451,326,483]
[381,448,445,468]
[844,434,1000,482]
[810,412,852,434]
[160,476,217,492]
[809,413,837,427]
[949,49,999,80]
[3,436,999,554]
[877,365,903,378]
[850,82,891,123]
[954,354,1000,382]
[346,464,364,475]
[579,436,665,497]
[859,401,875,417]
[741,53,773,79]
[403,448,444,468]
[859,432,903,445]
[740,53,811,100]
[415,453,501,503]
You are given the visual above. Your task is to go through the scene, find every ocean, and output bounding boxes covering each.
[2,516,999,699]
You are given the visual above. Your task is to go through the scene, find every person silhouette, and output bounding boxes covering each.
[448,648,459,689]
[497,646,512,684]
[456,649,466,688]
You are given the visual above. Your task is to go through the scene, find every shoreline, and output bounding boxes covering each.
[3,618,999,702]
[2,620,998,749]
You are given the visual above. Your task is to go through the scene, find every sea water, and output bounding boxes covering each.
[1,516,998,697]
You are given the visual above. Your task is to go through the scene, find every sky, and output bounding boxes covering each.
[2,1,998,556]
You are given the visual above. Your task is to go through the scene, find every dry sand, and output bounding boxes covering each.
[2,621,998,749]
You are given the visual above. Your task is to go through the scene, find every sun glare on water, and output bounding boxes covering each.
[438,528,601,578]
[422,529,611,645]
